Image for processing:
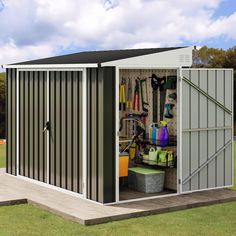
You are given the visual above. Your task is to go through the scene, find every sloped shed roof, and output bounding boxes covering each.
[12,47,185,65]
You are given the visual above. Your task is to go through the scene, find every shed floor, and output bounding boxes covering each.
[120,187,176,201]
[1,168,236,225]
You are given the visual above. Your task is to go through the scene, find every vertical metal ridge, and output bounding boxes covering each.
[32,72,35,179]
[54,72,56,185]
[96,69,99,202]
[189,70,191,190]
[28,71,30,177]
[18,71,21,175]
[38,72,40,180]
[65,71,68,189]
[6,69,8,173]
[16,68,19,176]
[46,70,49,184]
[215,70,217,187]
[8,69,12,174]
[198,70,200,189]
[60,71,62,187]
[223,70,225,186]
[71,72,74,191]
[206,70,209,188]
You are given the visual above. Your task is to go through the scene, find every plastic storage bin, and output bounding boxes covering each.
[128,167,165,193]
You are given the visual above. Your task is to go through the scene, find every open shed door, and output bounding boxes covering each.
[181,69,233,193]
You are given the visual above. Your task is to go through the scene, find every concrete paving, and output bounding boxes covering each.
[1,168,236,225]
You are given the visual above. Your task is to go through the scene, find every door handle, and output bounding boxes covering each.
[43,121,50,132]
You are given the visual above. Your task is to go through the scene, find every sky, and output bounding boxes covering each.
[0,0,236,67]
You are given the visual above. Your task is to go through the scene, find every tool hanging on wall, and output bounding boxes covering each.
[150,74,166,123]
[140,78,149,113]
[133,79,140,111]
[160,75,177,119]
[119,78,126,111]
[164,103,175,119]
[126,78,132,110]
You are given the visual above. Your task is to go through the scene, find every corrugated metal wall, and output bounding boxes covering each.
[87,67,116,203]
[7,67,115,202]
[6,68,17,175]
[49,71,83,193]
[19,71,47,181]
[182,69,233,192]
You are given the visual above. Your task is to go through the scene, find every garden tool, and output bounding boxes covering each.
[168,92,177,101]
[129,143,136,160]
[163,75,177,90]
[126,78,132,109]
[140,78,149,113]
[160,75,177,118]
[133,79,140,111]
[150,74,166,122]
[119,78,126,111]
[164,103,175,119]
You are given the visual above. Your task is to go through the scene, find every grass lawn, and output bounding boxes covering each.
[0,142,235,236]
[0,201,236,236]
[0,143,6,168]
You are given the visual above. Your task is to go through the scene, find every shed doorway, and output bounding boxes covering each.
[18,70,84,195]
[118,69,178,201]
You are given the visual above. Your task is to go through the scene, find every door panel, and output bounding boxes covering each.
[19,71,47,182]
[49,71,83,194]
[181,69,233,193]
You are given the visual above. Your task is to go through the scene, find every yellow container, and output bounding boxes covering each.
[119,155,129,177]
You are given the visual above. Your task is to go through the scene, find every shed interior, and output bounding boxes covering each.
[118,68,178,201]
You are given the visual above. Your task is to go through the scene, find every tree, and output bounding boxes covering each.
[193,46,236,135]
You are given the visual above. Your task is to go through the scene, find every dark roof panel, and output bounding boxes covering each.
[13,47,186,65]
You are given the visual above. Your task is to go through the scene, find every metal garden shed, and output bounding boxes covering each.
[3,46,234,204]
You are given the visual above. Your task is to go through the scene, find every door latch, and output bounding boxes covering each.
[43,121,50,132]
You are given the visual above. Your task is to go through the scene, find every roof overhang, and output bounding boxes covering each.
[2,63,98,69]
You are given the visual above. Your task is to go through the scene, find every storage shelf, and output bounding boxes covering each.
[138,136,177,147]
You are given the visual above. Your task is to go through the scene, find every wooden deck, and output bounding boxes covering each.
[1,168,236,225]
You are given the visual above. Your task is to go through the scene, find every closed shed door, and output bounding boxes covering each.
[49,71,83,193]
[19,71,47,182]
[181,69,233,193]
[18,70,83,194]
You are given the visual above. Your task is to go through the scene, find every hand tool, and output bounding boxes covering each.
[133,79,140,111]
[164,103,175,118]
[150,74,166,122]
[119,77,126,111]
[126,78,132,110]
[140,78,149,113]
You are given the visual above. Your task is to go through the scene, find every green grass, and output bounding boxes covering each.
[233,141,236,190]
[0,143,6,168]
[0,143,235,235]
[0,201,236,236]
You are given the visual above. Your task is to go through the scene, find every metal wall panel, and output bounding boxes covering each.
[18,71,47,182]
[49,71,83,193]
[6,69,17,175]
[181,69,233,192]
[87,67,116,203]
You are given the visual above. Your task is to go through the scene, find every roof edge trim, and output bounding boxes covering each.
[2,63,98,69]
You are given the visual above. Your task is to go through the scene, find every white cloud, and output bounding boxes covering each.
[0,0,235,66]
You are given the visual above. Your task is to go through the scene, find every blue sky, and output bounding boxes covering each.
[0,0,236,67]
